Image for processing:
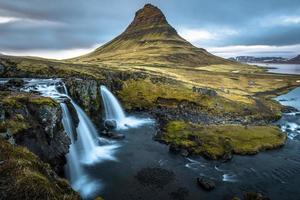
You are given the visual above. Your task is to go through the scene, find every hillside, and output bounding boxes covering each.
[71,4,233,67]
[288,54,300,64]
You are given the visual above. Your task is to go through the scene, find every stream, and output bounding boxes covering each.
[1,77,300,200]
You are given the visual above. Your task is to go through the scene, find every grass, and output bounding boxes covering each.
[161,121,286,159]
[0,139,80,200]
[0,91,59,135]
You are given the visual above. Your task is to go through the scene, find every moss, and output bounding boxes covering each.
[2,119,30,135]
[0,139,80,200]
[161,121,286,159]
[118,78,244,114]
[28,96,58,107]
[0,91,58,108]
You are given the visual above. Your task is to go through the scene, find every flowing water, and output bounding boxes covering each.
[100,85,153,130]
[20,79,120,198]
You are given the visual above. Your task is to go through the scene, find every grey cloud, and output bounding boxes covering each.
[0,0,299,52]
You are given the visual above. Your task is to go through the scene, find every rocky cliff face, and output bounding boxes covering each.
[0,88,70,174]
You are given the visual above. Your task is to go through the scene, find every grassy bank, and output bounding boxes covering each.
[161,121,286,159]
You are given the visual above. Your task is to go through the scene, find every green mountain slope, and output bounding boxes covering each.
[71,4,233,67]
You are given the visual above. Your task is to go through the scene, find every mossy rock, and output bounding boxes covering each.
[161,121,286,159]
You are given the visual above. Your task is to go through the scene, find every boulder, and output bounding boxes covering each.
[169,144,189,157]
[244,192,270,200]
[5,78,25,88]
[169,144,181,154]
[104,119,117,130]
[196,176,216,191]
[102,130,125,139]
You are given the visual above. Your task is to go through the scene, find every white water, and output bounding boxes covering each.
[21,79,120,198]
[100,85,153,129]
[72,101,120,164]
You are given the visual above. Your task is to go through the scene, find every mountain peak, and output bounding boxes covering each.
[124,4,172,34]
[73,4,232,67]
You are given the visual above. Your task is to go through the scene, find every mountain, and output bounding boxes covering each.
[229,56,287,63]
[72,4,233,67]
[287,55,300,64]
[230,55,300,64]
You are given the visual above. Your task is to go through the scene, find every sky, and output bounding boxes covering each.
[0,0,299,59]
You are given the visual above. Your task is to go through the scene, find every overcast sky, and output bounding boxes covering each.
[0,0,299,59]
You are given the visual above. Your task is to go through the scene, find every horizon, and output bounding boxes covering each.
[0,0,299,59]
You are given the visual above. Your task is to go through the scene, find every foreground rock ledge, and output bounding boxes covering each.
[0,139,80,200]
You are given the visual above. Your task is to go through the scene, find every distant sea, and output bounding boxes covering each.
[248,63,300,75]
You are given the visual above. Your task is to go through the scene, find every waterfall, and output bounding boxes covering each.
[100,85,153,129]
[71,101,119,164]
[61,103,82,185]
[100,85,126,122]
[21,79,120,198]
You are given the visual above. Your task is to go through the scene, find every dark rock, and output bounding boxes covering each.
[104,119,117,130]
[281,106,298,113]
[111,133,125,139]
[222,152,233,162]
[180,149,189,157]
[243,192,270,200]
[169,144,181,154]
[196,176,216,191]
[102,130,125,139]
[5,78,24,88]
[0,63,4,74]
[188,134,203,145]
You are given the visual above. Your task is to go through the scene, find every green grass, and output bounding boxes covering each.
[0,139,80,200]
[161,121,286,159]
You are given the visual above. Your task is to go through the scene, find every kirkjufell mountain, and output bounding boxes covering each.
[72,4,233,67]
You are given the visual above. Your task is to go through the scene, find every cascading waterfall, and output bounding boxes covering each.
[72,101,119,164]
[60,103,83,186]
[100,85,153,129]
[100,85,126,122]
[21,79,120,198]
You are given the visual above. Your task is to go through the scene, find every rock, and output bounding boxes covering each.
[196,176,216,191]
[5,78,24,88]
[188,134,203,145]
[104,119,117,130]
[0,92,70,174]
[222,152,233,162]
[102,130,125,139]
[169,144,181,154]
[243,192,270,200]
[111,133,125,139]
[169,144,189,157]
[281,106,298,113]
[192,86,217,97]
[0,63,4,74]
[180,149,189,157]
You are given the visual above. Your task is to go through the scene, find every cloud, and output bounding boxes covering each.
[0,16,20,24]
[1,44,100,60]
[178,27,238,44]
[179,29,216,42]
